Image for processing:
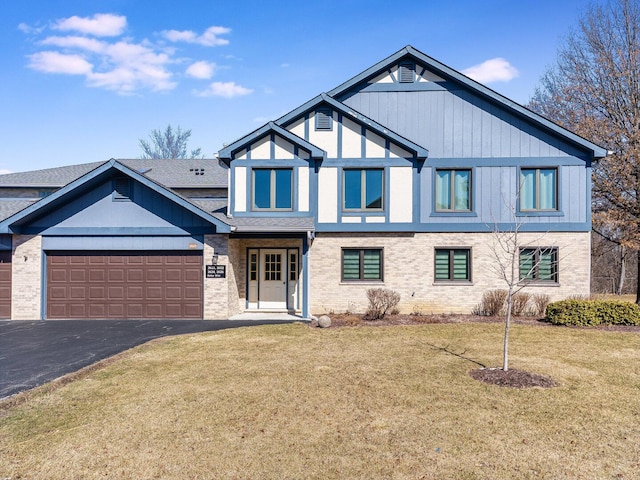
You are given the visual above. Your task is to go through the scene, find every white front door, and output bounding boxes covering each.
[259,249,287,309]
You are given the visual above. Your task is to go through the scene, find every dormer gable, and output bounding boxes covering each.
[275,94,428,161]
[218,122,324,163]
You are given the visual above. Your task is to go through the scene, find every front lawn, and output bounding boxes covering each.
[1,323,638,479]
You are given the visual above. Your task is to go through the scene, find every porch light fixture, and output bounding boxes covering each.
[212,254,219,265]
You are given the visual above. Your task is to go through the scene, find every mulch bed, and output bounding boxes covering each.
[469,368,557,388]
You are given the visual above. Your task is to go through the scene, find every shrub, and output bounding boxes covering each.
[365,288,400,320]
[532,293,551,316]
[511,292,531,316]
[478,289,508,316]
[546,299,640,326]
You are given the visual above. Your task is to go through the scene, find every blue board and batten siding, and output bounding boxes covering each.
[17,178,209,250]
[339,89,588,160]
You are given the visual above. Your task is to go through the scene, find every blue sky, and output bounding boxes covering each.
[1,0,598,173]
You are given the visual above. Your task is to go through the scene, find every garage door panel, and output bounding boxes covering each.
[69,286,87,299]
[108,286,124,299]
[146,286,163,299]
[69,269,86,282]
[127,286,143,299]
[47,252,203,319]
[127,269,144,282]
[89,286,105,299]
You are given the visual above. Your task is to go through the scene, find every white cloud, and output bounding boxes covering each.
[22,15,242,95]
[28,51,93,75]
[163,26,230,46]
[18,23,45,35]
[41,35,106,53]
[186,60,216,79]
[461,58,519,84]
[53,13,126,37]
[194,81,253,98]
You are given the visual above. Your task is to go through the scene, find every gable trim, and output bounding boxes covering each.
[218,122,325,163]
[275,94,429,160]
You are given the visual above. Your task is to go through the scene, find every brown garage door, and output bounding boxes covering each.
[0,251,11,319]
[46,252,203,319]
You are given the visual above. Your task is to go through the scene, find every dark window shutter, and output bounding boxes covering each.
[399,62,415,83]
[315,108,332,130]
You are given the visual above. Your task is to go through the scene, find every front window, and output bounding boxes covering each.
[342,248,383,281]
[520,168,557,211]
[252,168,292,210]
[519,247,558,283]
[435,169,471,211]
[344,169,384,210]
[434,248,471,282]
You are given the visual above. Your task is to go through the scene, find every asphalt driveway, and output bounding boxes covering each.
[0,319,293,400]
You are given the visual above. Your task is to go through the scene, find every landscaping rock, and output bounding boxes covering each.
[309,316,319,328]
[318,315,331,328]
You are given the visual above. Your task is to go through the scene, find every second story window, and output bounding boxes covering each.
[520,168,557,211]
[252,168,292,210]
[343,169,384,211]
[435,169,471,211]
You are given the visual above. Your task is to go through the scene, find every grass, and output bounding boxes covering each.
[1,322,639,479]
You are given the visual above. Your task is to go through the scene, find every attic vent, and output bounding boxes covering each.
[398,62,415,83]
[113,177,132,201]
[190,168,206,176]
[315,108,332,131]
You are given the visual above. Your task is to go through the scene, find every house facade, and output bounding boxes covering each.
[0,46,605,320]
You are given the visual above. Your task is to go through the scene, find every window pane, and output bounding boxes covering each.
[520,170,536,210]
[253,170,271,209]
[538,250,554,280]
[519,249,535,280]
[344,170,362,209]
[452,250,469,280]
[365,170,383,209]
[454,171,470,210]
[435,250,450,280]
[435,170,451,210]
[363,250,381,279]
[539,169,556,210]
[342,250,361,279]
[275,169,292,209]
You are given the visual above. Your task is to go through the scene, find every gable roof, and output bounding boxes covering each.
[0,159,232,233]
[275,93,429,160]
[329,45,607,159]
[0,158,229,189]
[218,122,325,163]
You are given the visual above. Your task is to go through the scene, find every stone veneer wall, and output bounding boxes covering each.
[11,235,43,320]
[203,234,237,319]
[308,231,590,315]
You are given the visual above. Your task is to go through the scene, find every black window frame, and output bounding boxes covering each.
[434,248,472,283]
[341,248,384,282]
[519,247,559,284]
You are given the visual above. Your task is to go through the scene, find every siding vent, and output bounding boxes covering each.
[398,62,415,83]
[315,108,332,130]
[113,177,132,201]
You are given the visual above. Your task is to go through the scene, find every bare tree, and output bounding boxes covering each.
[139,125,203,159]
[528,0,640,302]
[489,209,555,371]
